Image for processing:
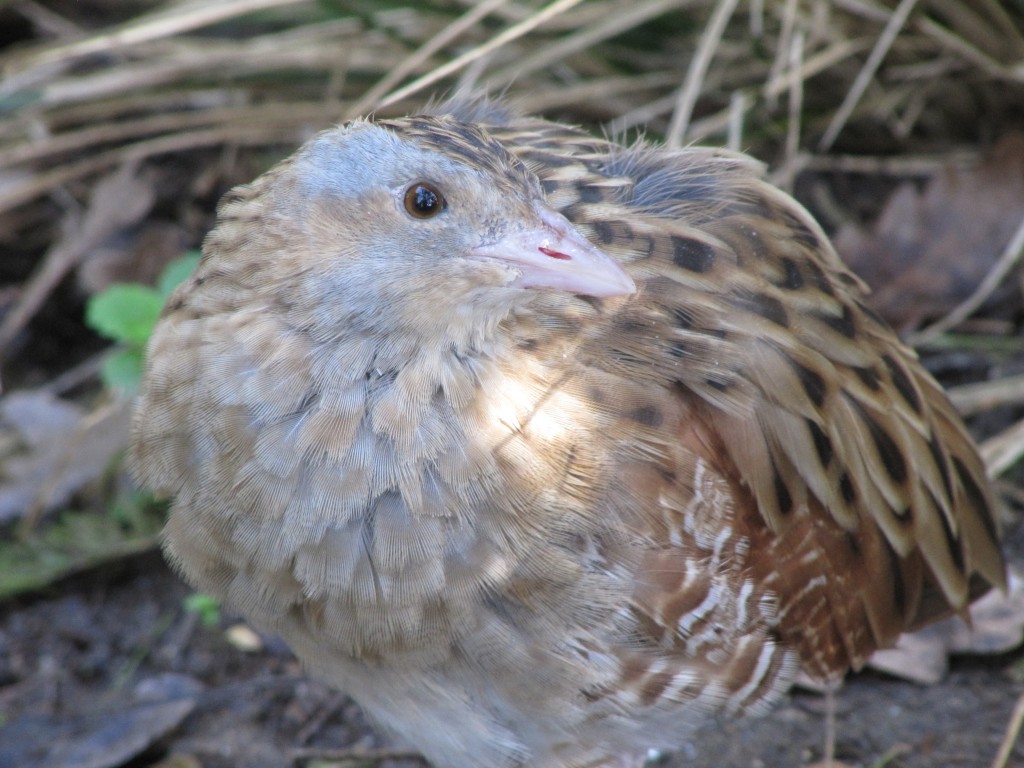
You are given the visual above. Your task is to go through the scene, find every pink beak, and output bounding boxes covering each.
[469,204,636,298]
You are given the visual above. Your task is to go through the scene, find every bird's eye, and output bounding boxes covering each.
[403,182,446,219]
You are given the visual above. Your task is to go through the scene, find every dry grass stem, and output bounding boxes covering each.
[483,0,690,91]
[818,0,920,150]
[982,418,1024,482]
[2,0,311,92]
[0,121,319,215]
[666,0,739,148]
[377,0,589,111]
[803,151,979,175]
[764,0,798,108]
[726,90,745,151]
[348,0,510,118]
[915,16,1024,82]
[948,375,1024,417]
[776,29,805,191]
[990,689,1024,768]
[910,214,1024,345]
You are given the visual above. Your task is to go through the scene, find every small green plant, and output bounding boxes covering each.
[0,255,202,600]
[85,251,201,393]
[183,592,223,629]
[0,491,166,600]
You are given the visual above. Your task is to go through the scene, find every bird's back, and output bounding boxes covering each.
[473,106,1004,681]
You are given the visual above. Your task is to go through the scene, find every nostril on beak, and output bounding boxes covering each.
[538,247,571,261]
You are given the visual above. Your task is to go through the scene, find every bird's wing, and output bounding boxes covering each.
[484,116,1004,679]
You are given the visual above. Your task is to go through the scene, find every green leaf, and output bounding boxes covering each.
[101,348,145,393]
[183,593,222,628]
[86,284,163,344]
[158,251,202,300]
[0,501,164,601]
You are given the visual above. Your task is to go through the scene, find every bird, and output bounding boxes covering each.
[130,97,1005,768]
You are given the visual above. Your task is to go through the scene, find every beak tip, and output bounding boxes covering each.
[599,271,637,298]
[469,204,640,299]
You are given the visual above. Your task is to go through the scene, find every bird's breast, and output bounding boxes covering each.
[279,350,639,661]
[153,314,632,660]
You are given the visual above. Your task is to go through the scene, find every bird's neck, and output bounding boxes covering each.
[351,293,598,518]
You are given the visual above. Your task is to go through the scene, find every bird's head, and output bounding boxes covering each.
[234,115,634,349]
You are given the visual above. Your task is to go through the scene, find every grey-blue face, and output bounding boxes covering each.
[276,121,541,295]
[244,118,633,341]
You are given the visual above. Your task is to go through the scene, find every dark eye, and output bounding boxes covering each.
[403,182,446,219]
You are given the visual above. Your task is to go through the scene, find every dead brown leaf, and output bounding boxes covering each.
[869,568,1024,684]
[0,163,158,356]
[835,134,1024,332]
[0,391,130,526]
[77,220,190,295]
